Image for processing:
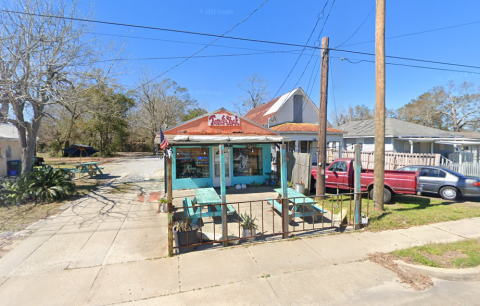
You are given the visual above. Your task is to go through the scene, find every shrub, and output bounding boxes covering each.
[29,168,76,203]
[0,176,32,206]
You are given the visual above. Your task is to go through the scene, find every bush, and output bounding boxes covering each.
[0,169,76,206]
[0,175,32,206]
[29,168,76,203]
[91,152,101,157]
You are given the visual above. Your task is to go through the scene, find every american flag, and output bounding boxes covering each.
[159,127,169,150]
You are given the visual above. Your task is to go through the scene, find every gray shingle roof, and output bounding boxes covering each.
[336,118,456,138]
[0,124,19,140]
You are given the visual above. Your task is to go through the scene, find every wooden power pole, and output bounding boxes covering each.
[316,37,329,197]
[373,0,386,210]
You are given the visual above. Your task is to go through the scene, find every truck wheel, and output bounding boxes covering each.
[369,188,392,204]
[439,186,460,200]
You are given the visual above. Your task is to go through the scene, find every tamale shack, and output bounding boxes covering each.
[158,108,287,190]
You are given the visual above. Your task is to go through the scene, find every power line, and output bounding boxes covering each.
[306,55,320,94]
[3,8,480,72]
[335,5,375,48]
[308,59,322,97]
[292,0,336,90]
[272,0,330,98]
[138,0,270,88]
[342,20,480,47]
[337,57,480,75]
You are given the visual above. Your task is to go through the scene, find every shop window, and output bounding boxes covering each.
[233,147,263,176]
[176,147,210,178]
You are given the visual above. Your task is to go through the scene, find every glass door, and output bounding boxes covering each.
[213,147,231,187]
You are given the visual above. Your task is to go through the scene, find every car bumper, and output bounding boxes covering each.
[459,187,480,197]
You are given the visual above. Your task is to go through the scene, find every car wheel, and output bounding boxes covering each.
[369,187,392,204]
[439,186,460,200]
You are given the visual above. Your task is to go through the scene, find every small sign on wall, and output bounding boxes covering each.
[208,114,240,127]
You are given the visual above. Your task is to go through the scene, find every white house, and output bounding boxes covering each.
[245,87,345,163]
[0,124,21,177]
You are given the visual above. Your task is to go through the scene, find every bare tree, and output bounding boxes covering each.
[135,69,197,149]
[233,73,270,115]
[0,0,118,173]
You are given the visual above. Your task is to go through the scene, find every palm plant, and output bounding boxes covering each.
[28,168,76,203]
[0,176,31,206]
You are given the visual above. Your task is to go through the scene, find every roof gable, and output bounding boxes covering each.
[0,124,19,140]
[164,108,279,136]
[244,87,317,126]
[337,118,457,138]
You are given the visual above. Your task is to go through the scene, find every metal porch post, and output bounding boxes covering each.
[353,144,362,230]
[281,144,289,239]
[167,156,174,256]
[219,144,228,246]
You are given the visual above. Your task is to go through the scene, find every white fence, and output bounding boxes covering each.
[327,150,441,170]
[441,162,480,178]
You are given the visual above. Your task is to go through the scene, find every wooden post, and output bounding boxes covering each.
[316,37,329,197]
[280,144,289,239]
[353,144,362,229]
[167,155,174,256]
[219,144,228,246]
[373,0,386,210]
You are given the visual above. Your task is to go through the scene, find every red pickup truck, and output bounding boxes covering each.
[311,158,418,203]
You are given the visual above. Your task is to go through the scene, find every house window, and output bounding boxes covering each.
[176,147,210,179]
[6,146,11,158]
[233,147,263,176]
[439,144,445,150]
[403,141,410,151]
[300,141,308,153]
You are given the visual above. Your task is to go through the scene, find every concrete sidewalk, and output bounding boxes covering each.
[1,212,479,305]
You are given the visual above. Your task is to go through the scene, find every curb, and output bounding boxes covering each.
[394,260,480,282]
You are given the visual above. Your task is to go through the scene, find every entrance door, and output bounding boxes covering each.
[213,147,232,187]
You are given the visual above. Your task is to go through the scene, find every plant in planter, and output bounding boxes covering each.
[173,220,199,253]
[240,211,258,241]
[158,198,168,213]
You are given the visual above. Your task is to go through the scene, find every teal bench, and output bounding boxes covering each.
[183,198,236,224]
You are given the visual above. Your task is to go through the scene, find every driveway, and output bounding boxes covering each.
[0,156,167,304]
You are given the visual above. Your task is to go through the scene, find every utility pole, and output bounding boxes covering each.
[374,0,386,210]
[316,36,329,197]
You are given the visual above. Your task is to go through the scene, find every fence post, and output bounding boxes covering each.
[281,144,289,239]
[219,144,228,246]
[167,156,174,256]
[354,144,362,230]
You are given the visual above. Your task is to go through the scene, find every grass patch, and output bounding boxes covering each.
[315,193,480,231]
[392,238,480,269]
[109,182,134,194]
[0,201,66,232]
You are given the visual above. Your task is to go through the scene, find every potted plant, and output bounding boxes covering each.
[240,211,258,241]
[173,220,199,253]
[158,198,168,213]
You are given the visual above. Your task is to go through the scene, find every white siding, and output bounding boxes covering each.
[268,89,319,127]
[0,140,21,176]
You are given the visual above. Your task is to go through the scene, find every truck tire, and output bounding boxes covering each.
[369,187,392,204]
[439,186,460,201]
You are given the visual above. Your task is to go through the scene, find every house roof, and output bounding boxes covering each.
[245,87,316,125]
[270,123,345,134]
[0,124,19,140]
[155,108,286,144]
[336,118,458,138]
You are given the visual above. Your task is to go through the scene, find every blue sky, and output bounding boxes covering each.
[84,0,480,118]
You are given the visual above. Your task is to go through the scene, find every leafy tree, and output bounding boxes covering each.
[233,73,270,115]
[181,108,208,121]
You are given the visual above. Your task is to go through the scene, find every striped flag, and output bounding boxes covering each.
[159,127,169,150]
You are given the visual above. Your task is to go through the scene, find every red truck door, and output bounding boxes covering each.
[325,160,349,189]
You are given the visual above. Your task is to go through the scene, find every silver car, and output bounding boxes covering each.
[397,165,480,200]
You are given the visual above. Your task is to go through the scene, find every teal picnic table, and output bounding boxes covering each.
[267,188,327,222]
[71,162,104,178]
[182,187,235,224]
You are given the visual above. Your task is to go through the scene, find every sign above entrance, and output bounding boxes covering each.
[208,114,240,127]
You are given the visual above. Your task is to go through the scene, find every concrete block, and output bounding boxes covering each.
[178,247,262,291]
[248,239,329,274]
[430,218,480,239]
[85,257,178,305]
[302,233,370,264]
[0,267,100,306]
[119,278,279,306]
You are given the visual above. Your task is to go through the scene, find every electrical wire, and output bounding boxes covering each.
[335,5,375,48]
[2,9,480,72]
[342,20,480,47]
[291,0,336,91]
[271,1,330,98]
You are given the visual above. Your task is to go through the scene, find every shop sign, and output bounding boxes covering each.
[208,114,240,126]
